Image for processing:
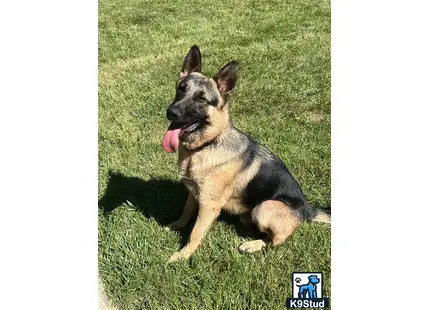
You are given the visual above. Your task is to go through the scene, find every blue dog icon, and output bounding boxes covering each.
[297,275,320,298]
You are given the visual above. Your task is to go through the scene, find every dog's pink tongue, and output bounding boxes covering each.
[162,128,181,153]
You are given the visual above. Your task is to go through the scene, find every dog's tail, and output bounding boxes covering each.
[306,206,331,224]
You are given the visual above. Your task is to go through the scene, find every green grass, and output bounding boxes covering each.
[98,0,330,309]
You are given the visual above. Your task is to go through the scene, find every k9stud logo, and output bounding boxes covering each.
[286,272,329,309]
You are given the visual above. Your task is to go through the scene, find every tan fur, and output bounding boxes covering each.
[312,213,331,224]
[223,157,262,214]
[238,239,267,253]
[251,200,300,246]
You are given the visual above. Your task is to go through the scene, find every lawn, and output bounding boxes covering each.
[98,0,331,309]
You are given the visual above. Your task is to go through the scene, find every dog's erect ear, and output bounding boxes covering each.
[180,45,201,78]
[214,61,239,97]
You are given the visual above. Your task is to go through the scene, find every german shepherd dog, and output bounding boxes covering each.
[162,46,330,263]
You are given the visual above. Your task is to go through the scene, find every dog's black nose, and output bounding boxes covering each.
[167,106,181,121]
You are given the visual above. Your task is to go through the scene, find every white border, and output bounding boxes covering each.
[1,0,430,309]
[332,0,430,309]
[0,1,98,309]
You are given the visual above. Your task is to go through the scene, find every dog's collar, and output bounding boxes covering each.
[189,140,213,152]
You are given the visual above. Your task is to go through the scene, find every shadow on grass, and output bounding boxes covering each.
[99,170,259,246]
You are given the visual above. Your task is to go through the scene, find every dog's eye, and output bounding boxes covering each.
[178,83,186,92]
[193,91,206,102]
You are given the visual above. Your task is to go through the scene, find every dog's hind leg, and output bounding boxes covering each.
[239,200,300,253]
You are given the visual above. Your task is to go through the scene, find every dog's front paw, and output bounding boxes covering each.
[167,246,194,263]
[167,251,188,263]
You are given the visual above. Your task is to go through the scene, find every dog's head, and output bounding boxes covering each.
[308,275,320,284]
[162,45,239,152]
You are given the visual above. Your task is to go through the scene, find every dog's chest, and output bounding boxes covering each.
[177,147,206,197]
[177,146,250,214]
